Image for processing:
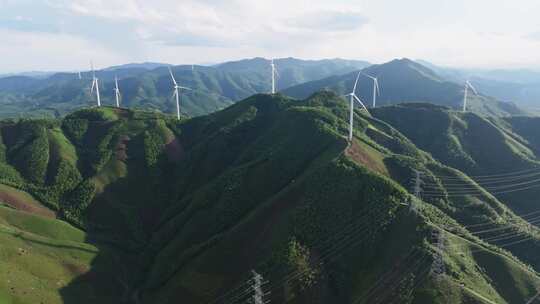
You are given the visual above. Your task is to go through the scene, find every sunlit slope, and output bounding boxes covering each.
[0,206,122,304]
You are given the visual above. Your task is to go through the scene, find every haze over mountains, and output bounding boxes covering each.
[416,60,540,110]
[283,58,525,116]
[3,93,540,303]
[1,56,536,119]
[0,58,369,119]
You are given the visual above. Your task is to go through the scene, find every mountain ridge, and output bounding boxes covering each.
[283,58,526,116]
[2,92,540,303]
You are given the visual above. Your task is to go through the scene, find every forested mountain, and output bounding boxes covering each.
[0,58,370,119]
[283,59,526,116]
[2,92,540,303]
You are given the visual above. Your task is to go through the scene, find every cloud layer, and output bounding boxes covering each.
[1,0,540,72]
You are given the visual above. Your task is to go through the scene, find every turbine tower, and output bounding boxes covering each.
[90,61,101,107]
[114,76,121,108]
[346,71,370,142]
[363,73,380,108]
[271,59,277,94]
[463,80,478,112]
[168,67,191,120]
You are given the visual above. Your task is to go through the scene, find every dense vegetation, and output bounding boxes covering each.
[2,92,540,304]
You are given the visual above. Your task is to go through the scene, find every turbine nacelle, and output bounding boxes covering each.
[89,60,101,107]
[345,71,371,142]
[168,66,192,120]
[114,76,121,108]
[363,72,381,107]
[270,59,278,94]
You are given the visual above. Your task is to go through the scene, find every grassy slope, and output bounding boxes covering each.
[0,206,122,304]
[0,184,55,218]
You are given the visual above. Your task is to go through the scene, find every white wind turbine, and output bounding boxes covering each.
[90,62,101,107]
[168,67,191,120]
[346,71,370,142]
[114,76,121,108]
[363,73,380,108]
[270,59,278,94]
[463,80,478,112]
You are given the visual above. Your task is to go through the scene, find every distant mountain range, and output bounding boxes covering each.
[416,59,540,109]
[283,58,525,116]
[0,57,370,119]
[2,56,539,119]
[0,71,57,79]
[103,62,172,71]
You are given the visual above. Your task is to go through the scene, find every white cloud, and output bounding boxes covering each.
[0,29,122,71]
[1,0,540,72]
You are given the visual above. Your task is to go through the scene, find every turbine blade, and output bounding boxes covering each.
[353,94,369,113]
[91,80,95,94]
[179,86,192,90]
[375,79,381,96]
[362,72,376,80]
[352,71,362,94]
[467,81,478,95]
[168,67,177,85]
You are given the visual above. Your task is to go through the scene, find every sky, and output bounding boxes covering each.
[1,0,540,72]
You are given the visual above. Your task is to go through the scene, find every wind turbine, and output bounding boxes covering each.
[463,80,478,112]
[363,73,380,108]
[78,71,82,80]
[270,59,277,94]
[113,76,121,108]
[90,61,101,107]
[346,71,370,142]
[168,67,191,120]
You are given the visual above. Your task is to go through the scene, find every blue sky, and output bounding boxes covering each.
[1,0,540,72]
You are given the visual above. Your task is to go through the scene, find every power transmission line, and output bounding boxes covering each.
[249,270,269,304]
[208,206,392,304]
[431,167,540,180]
[423,170,540,186]
[430,229,446,281]
[420,182,540,197]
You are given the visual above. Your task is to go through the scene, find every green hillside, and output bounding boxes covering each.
[372,104,540,216]
[283,59,525,117]
[1,93,540,303]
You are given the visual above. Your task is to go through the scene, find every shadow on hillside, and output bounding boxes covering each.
[58,237,135,304]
